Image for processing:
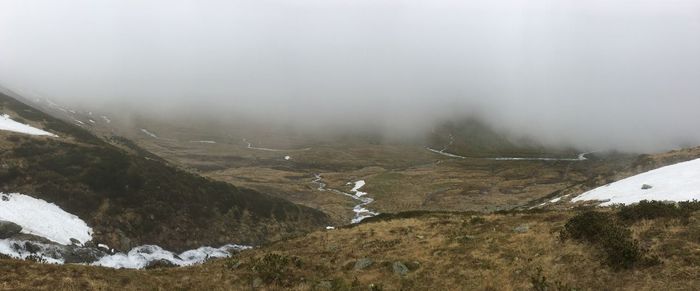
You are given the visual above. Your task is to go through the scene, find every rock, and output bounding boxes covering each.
[69,238,81,246]
[145,259,177,269]
[24,242,42,254]
[60,246,107,264]
[0,220,22,239]
[354,258,373,270]
[513,225,529,233]
[392,261,410,276]
[641,184,653,190]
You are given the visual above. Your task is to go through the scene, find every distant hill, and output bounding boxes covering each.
[0,92,330,251]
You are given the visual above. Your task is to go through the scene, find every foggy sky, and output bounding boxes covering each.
[1,0,699,152]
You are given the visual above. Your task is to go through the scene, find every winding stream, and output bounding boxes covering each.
[312,174,378,224]
[426,134,591,161]
[243,138,311,152]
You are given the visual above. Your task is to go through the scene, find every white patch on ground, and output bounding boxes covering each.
[0,193,92,245]
[140,128,158,138]
[284,155,291,160]
[0,114,57,137]
[190,140,216,144]
[92,244,251,269]
[572,158,700,206]
[325,226,335,230]
[101,116,111,123]
[88,119,96,124]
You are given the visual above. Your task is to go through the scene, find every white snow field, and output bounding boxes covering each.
[0,193,92,245]
[92,244,251,269]
[572,158,700,206]
[0,114,57,137]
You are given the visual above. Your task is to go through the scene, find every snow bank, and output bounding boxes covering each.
[92,244,251,269]
[572,158,700,206]
[0,193,92,245]
[0,114,57,137]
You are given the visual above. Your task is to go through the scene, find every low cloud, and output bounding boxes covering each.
[1,0,699,152]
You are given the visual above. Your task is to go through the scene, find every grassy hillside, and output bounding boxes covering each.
[0,92,330,251]
[3,204,700,290]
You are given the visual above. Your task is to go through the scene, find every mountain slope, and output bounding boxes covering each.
[0,92,330,251]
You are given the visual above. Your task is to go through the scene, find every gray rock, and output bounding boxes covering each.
[513,225,529,233]
[144,259,177,269]
[354,258,373,270]
[60,246,107,264]
[0,220,22,239]
[392,261,410,276]
[641,184,653,190]
[69,238,81,246]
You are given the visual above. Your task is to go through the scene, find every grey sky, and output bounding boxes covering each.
[1,0,699,152]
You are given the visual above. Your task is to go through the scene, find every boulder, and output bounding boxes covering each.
[354,258,373,270]
[392,261,409,276]
[145,259,177,269]
[0,220,22,239]
[641,184,653,190]
[513,225,529,233]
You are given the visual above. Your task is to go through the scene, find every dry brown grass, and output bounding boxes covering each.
[4,210,700,290]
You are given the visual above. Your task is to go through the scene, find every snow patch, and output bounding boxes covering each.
[0,114,57,137]
[284,155,291,160]
[572,158,700,206]
[190,140,216,144]
[0,193,92,245]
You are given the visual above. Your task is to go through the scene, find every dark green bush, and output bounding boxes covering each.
[561,211,645,270]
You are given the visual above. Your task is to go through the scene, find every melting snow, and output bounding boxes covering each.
[190,140,216,144]
[92,244,251,269]
[0,193,92,245]
[0,114,57,137]
[572,158,700,206]
[284,156,291,160]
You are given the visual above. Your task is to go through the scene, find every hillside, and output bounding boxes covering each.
[4,204,700,290]
[0,92,330,251]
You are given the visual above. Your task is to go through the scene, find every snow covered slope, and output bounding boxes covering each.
[0,193,92,244]
[0,114,56,136]
[572,158,700,206]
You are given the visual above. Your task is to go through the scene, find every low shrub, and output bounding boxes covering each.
[617,200,700,224]
[561,211,647,270]
[249,253,303,286]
